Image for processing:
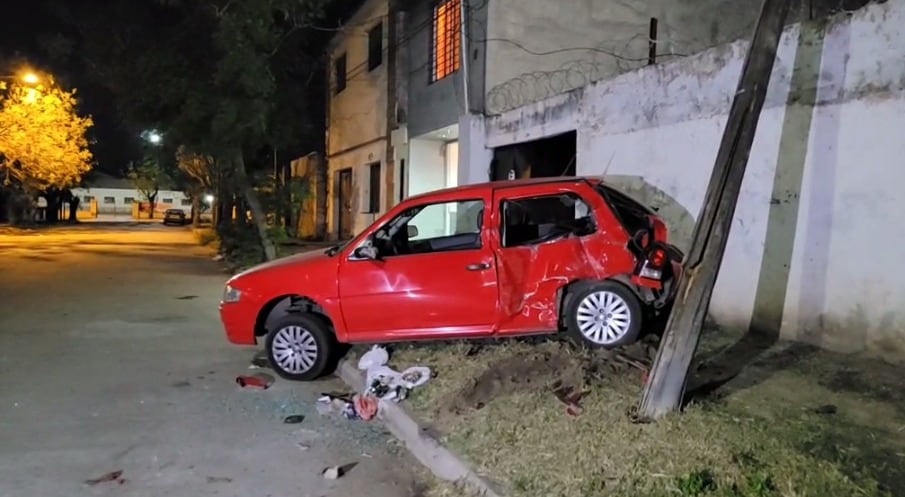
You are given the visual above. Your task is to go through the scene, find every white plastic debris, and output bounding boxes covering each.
[356,345,431,401]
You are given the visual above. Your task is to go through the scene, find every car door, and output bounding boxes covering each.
[337,195,498,341]
[493,187,600,334]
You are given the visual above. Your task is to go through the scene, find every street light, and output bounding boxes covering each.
[204,194,214,204]
[147,131,162,144]
[0,71,41,85]
[20,72,39,85]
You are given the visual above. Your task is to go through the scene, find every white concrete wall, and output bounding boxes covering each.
[482,1,905,359]
[483,0,765,114]
[407,139,449,236]
[408,139,447,196]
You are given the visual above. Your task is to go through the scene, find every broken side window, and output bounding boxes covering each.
[500,193,596,248]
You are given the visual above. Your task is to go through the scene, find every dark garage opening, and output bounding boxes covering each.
[490,131,576,181]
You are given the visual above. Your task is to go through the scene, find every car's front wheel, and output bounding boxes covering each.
[265,313,336,381]
[565,281,643,349]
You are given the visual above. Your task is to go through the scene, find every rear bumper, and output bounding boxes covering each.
[219,300,258,346]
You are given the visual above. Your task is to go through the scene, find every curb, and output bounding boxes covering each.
[336,360,504,497]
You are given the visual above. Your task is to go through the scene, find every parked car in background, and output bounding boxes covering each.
[162,209,188,226]
[219,177,684,381]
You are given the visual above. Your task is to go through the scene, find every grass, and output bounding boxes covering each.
[381,335,905,497]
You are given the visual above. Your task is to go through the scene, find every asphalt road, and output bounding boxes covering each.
[0,223,422,497]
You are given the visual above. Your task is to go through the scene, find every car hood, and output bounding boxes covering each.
[232,249,331,281]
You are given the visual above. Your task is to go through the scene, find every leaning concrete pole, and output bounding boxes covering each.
[637,0,793,420]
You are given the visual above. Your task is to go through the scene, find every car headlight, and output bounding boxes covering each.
[222,285,242,303]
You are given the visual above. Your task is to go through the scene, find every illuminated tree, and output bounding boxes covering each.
[0,80,93,223]
[176,145,214,225]
[127,153,171,219]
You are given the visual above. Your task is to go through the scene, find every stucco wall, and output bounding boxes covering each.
[327,0,389,156]
[483,0,864,115]
[483,0,905,359]
[326,141,387,238]
[326,0,390,238]
[403,0,488,137]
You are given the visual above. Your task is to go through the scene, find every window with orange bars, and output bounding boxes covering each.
[430,0,461,83]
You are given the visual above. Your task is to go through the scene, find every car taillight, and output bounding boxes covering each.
[638,246,668,280]
[649,248,667,269]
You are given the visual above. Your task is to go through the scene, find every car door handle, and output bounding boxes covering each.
[466,262,491,271]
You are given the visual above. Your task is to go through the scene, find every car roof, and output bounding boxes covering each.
[404,176,603,202]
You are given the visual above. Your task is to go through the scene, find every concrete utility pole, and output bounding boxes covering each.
[383,0,399,212]
[637,0,792,420]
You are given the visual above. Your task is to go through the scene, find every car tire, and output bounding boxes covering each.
[265,313,336,381]
[565,280,643,349]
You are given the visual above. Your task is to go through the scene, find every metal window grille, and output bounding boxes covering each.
[430,0,461,82]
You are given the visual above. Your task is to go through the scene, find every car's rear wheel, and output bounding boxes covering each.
[265,313,336,381]
[565,281,642,349]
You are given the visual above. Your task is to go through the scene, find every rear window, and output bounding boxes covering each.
[594,184,653,235]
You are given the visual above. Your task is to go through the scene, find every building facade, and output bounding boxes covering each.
[323,0,904,356]
[325,0,394,239]
[71,172,190,216]
[325,0,785,239]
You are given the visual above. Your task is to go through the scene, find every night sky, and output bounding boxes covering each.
[1,1,170,177]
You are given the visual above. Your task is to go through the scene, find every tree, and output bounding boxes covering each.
[0,80,93,224]
[127,154,170,219]
[43,0,330,259]
[176,145,214,226]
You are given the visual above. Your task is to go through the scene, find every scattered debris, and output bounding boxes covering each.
[815,404,838,415]
[171,380,191,388]
[283,414,305,424]
[175,295,198,300]
[206,476,232,484]
[250,353,270,369]
[212,254,224,261]
[358,345,431,402]
[317,393,362,419]
[353,394,380,421]
[235,372,274,389]
[552,382,589,417]
[322,466,343,480]
[85,470,125,486]
[322,462,359,480]
[297,443,311,451]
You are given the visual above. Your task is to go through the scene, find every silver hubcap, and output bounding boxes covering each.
[271,326,318,374]
[575,290,632,345]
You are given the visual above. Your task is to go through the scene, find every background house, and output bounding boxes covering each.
[325,0,396,239]
[71,171,190,217]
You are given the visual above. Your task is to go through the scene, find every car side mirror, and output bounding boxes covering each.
[353,244,379,260]
[407,225,419,238]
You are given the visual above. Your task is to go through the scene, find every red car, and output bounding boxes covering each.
[219,177,684,381]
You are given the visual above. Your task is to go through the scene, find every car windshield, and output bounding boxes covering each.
[594,184,654,235]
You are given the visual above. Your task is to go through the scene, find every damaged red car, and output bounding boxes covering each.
[219,177,684,380]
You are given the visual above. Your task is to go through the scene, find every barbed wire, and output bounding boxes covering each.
[483,0,877,115]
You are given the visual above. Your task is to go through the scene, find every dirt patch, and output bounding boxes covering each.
[387,335,905,497]
[442,351,582,416]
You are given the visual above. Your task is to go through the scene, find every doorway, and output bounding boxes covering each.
[337,168,353,239]
[491,131,577,181]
